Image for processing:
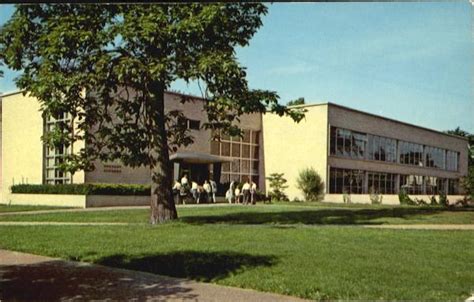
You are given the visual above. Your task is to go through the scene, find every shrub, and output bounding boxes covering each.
[398,188,415,205]
[438,191,449,207]
[414,198,428,206]
[266,173,289,202]
[369,187,383,205]
[461,166,474,202]
[296,167,325,202]
[11,183,150,196]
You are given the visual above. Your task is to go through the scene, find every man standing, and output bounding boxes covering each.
[250,181,257,205]
[210,179,218,203]
[203,180,212,203]
[242,180,251,205]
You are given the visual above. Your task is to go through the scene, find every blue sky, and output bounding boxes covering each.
[1,3,472,132]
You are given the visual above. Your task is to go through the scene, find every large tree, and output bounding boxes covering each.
[0,4,304,223]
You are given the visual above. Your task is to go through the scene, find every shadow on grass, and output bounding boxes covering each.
[97,250,277,282]
[180,206,473,226]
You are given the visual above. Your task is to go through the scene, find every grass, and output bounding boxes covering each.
[0,203,472,225]
[0,204,73,213]
[0,203,473,301]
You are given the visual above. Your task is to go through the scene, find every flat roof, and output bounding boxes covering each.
[290,102,469,142]
[2,89,468,142]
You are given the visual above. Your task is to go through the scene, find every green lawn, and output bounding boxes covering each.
[0,203,472,225]
[0,204,73,213]
[0,204,473,301]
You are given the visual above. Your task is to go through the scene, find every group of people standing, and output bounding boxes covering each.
[225,180,258,205]
[172,174,217,204]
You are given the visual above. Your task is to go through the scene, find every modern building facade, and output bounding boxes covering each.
[263,103,468,204]
[0,91,468,206]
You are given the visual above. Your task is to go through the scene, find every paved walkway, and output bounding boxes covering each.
[0,203,235,216]
[0,249,308,302]
[362,224,474,230]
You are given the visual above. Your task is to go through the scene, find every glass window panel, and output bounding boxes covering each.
[222,162,230,172]
[251,131,260,144]
[242,130,251,143]
[330,127,337,155]
[242,145,250,158]
[251,161,259,174]
[231,160,240,173]
[252,146,259,159]
[241,160,250,174]
[252,175,259,185]
[210,141,220,155]
[220,173,230,184]
[231,143,240,157]
[221,142,230,156]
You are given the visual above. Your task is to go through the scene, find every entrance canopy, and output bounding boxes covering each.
[170,152,232,164]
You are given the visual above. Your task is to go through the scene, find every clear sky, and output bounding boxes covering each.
[1,3,472,132]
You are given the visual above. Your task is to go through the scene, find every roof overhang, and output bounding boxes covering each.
[170,152,232,164]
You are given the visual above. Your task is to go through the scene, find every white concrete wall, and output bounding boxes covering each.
[263,104,329,200]
[324,194,466,205]
[4,194,87,208]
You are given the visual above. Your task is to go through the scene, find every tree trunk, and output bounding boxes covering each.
[149,82,178,224]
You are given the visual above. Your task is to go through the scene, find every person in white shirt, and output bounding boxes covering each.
[250,181,257,205]
[191,181,199,202]
[172,180,182,204]
[203,180,212,203]
[210,179,217,203]
[242,180,251,205]
[234,186,241,204]
[181,174,189,190]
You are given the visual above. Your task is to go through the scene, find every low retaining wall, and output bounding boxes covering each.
[324,194,466,205]
[5,194,87,208]
[3,194,150,208]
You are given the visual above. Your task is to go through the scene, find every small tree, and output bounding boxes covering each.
[0,4,305,224]
[296,167,324,201]
[266,173,288,201]
[461,166,474,202]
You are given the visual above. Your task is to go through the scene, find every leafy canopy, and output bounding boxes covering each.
[0,4,305,173]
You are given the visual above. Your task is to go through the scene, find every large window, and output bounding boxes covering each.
[399,141,424,166]
[447,179,460,195]
[329,167,364,194]
[330,127,366,159]
[446,151,459,172]
[367,134,397,163]
[400,175,424,195]
[211,129,260,184]
[425,176,446,195]
[368,172,396,194]
[44,113,72,184]
[424,146,445,169]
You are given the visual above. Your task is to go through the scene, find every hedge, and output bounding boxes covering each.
[11,183,151,196]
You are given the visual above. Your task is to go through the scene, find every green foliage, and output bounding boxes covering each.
[398,188,415,205]
[266,173,288,201]
[461,166,474,201]
[369,187,383,205]
[287,97,305,106]
[0,4,305,174]
[11,183,150,196]
[296,167,324,201]
[430,195,438,206]
[438,191,449,207]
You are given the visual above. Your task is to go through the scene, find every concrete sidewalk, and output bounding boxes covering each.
[0,249,309,302]
[0,203,236,216]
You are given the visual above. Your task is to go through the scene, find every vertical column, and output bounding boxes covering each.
[173,162,180,181]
